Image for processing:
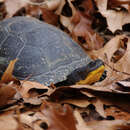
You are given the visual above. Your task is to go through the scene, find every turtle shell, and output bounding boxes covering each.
[0,16,91,85]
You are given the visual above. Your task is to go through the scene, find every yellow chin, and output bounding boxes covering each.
[76,65,105,85]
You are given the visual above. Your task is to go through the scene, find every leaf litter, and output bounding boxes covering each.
[0,0,130,129]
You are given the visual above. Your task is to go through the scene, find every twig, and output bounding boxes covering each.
[104,62,130,76]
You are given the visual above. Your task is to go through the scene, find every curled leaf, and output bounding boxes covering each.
[1,59,18,84]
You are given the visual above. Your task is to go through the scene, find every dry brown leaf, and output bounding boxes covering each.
[55,0,65,15]
[58,91,106,118]
[50,84,130,112]
[19,111,44,130]
[117,80,130,88]
[23,97,42,105]
[81,86,130,113]
[105,106,130,121]
[57,89,95,107]
[72,12,104,50]
[29,0,61,11]
[20,112,39,126]
[50,85,106,117]
[23,0,63,11]
[5,0,27,17]
[1,59,18,84]
[114,125,130,130]
[95,0,130,32]
[0,84,16,106]
[74,110,92,130]
[0,114,18,130]
[40,101,77,130]
[58,0,76,32]
[50,85,112,102]
[107,0,130,10]
[49,86,97,102]
[110,80,130,94]
[87,120,128,130]
[26,5,58,24]
[19,81,52,98]
[128,4,130,13]
[79,0,96,19]
[25,5,43,18]
[58,0,104,50]
[0,1,7,20]
[41,8,58,25]
[0,59,20,107]
[93,99,106,118]
[45,0,61,11]
[61,99,92,108]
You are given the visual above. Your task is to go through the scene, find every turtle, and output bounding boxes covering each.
[0,16,105,86]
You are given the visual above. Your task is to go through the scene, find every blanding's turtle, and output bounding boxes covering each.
[0,17,105,86]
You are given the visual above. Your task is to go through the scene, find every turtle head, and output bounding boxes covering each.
[64,59,105,85]
[76,59,105,85]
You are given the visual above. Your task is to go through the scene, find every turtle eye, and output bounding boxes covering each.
[88,61,96,68]
[86,59,104,74]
